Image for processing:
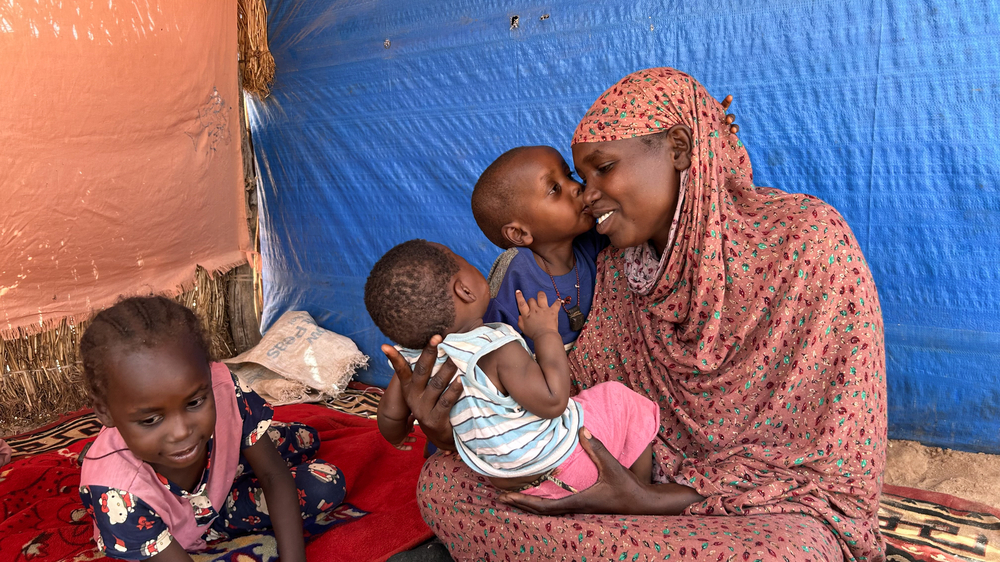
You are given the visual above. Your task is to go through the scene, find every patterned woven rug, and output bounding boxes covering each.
[322,385,381,419]
[3,390,998,562]
[4,385,382,462]
[5,411,104,461]
[881,484,1000,562]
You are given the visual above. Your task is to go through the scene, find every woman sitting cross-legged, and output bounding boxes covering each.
[385,67,887,562]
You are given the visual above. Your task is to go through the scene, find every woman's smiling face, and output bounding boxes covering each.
[574,126,691,254]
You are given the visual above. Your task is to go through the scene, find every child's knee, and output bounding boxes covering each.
[292,460,346,515]
[269,421,321,464]
[288,423,321,458]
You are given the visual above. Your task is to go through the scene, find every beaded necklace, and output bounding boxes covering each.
[539,258,585,332]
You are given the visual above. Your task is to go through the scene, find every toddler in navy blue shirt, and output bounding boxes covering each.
[472,146,608,352]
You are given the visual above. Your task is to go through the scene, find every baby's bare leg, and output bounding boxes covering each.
[628,443,654,484]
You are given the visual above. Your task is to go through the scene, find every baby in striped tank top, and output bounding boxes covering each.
[364,239,659,499]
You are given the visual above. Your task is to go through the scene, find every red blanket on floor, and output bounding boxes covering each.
[0,405,433,562]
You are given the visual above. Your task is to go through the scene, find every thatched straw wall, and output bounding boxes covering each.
[0,267,246,436]
[237,0,275,98]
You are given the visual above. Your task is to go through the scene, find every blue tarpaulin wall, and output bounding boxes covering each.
[247,1,1000,454]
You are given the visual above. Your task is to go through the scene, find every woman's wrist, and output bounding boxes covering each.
[641,483,704,515]
[423,424,457,451]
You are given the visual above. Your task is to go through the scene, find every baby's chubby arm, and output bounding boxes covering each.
[376,374,418,450]
[493,291,572,419]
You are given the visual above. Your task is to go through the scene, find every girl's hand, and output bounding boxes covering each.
[515,290,561,342]
[721,94,739,133]
[146,539,196,561]
[497,428,703,516]
[383,337,460,451]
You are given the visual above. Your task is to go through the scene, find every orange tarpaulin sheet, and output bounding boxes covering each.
[0,0,249,337]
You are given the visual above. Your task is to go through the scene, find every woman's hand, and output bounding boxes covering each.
[497,428,704,516]
[382,336,461,451]
[721,94,739,134]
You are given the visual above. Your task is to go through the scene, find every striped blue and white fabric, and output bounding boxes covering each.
[396,323,583,478]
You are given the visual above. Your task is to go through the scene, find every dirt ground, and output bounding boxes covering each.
[885,439,1000,510]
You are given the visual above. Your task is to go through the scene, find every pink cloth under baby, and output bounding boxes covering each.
[521,381,660,499]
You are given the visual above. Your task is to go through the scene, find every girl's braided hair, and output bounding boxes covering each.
[79,295,212,406]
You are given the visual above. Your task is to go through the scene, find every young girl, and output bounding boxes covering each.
[78,296,346,561]
[365,240,660,498]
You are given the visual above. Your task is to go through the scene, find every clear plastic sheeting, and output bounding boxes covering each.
[247,1,1000,453]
